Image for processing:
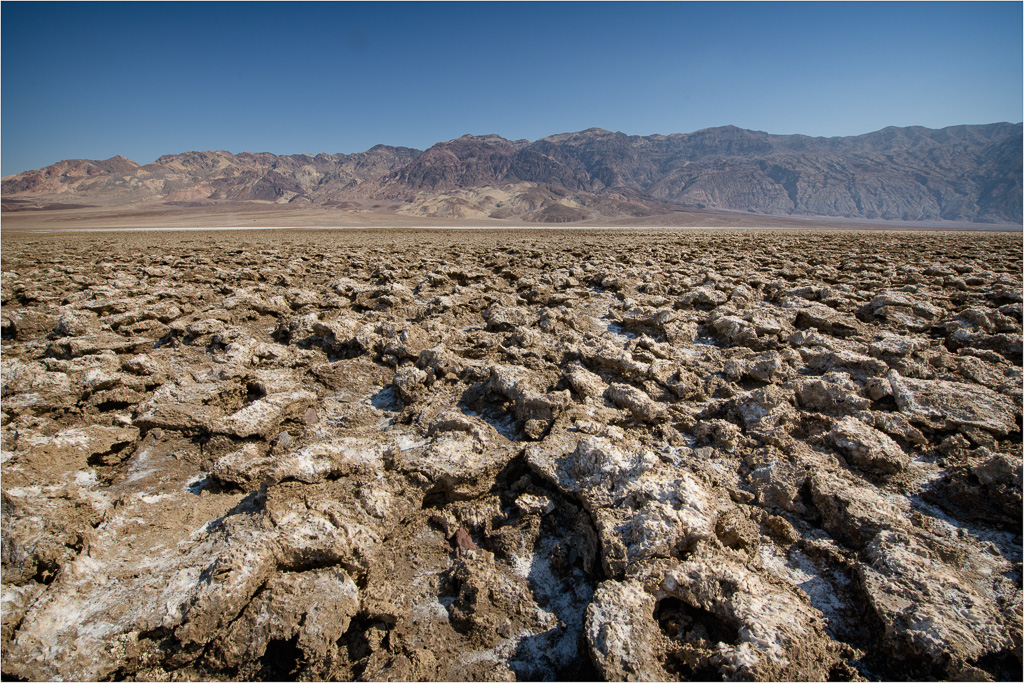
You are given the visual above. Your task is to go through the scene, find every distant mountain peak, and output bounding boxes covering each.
[2,123,1020,224]
[456,133,509,143]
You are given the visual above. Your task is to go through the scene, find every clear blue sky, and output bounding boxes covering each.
[2,1,1021,176]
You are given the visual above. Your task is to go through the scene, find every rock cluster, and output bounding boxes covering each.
[2,228,1021,681]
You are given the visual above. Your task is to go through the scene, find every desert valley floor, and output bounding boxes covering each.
[1,227,1021,681]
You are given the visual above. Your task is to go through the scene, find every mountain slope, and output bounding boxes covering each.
[3,123,1020,223]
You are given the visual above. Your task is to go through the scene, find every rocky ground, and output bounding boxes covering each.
[1,228,1021,681]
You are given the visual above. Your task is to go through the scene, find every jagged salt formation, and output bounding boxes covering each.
[1,228,1021,681]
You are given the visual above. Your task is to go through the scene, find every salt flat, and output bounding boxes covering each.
[1,228,1021,681]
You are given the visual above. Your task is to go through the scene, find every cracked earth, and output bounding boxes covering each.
[1,228,1021,681]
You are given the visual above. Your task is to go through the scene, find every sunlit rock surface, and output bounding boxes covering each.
[2,228,1021,681]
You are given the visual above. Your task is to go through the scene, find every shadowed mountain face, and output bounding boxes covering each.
[3,124,1021,223]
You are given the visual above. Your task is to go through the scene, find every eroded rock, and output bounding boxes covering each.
[1,229,1019,682]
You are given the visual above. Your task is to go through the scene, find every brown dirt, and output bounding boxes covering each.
[1,228,1021,681]
[3,200,1019,231]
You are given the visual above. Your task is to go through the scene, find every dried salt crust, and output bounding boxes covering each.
[1,228,1021,681]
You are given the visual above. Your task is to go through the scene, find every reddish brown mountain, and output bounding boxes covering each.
[3,123,1020,224]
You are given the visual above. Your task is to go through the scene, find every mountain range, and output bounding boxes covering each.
[3,123,1021,224]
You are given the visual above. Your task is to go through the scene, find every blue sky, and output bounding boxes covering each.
[2,1,1021,175]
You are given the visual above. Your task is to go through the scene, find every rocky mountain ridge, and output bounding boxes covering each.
[3,123,1021,223]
